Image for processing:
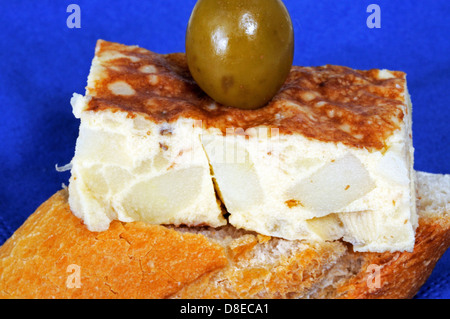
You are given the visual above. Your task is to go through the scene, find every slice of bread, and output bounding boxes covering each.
[0,171,448,299]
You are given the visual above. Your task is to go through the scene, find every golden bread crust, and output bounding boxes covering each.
[86,40,406,151]
[0,190,227,299]
[0,187,449,299]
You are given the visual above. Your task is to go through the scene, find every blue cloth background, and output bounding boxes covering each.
[0,0,448,298]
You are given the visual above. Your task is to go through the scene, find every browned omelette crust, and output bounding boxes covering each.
[85,40,406,151]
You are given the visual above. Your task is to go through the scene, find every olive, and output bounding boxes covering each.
[186,0,294,110]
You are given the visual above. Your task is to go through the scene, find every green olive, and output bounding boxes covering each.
[186,0,294,110]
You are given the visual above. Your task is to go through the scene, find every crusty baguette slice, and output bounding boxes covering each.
[0,171,448,299]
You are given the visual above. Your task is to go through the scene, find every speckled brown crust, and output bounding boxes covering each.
[85,40,407,151]
[0,176,448,299]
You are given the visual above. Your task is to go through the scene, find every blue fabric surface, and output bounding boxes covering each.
[0,0,448,298]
